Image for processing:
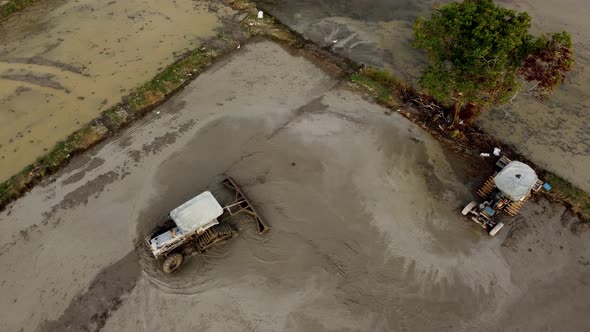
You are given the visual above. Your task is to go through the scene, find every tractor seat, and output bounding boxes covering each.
[483,206,496,216]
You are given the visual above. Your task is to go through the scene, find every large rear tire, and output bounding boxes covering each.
[162,253,183,274]
[504,195,529,216]
[489,222,505,236]
[462,201,478,216]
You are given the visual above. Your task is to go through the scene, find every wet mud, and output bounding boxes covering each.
[38,251,141,332]
[0,40,588,332]
[61,157,105,185]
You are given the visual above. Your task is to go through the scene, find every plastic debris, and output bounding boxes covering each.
[237,44,241,49]
[493,147,501,156]
[257,11,264,19]
[480,153,490,157]
[156,111,160,115]
[333,40,338,43]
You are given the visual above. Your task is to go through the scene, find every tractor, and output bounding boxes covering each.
[462,156,551,236]
[146,177,269,273]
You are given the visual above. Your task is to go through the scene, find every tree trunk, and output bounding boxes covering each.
[450,92,464,128]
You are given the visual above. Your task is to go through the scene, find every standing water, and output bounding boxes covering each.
[0,0,235,182]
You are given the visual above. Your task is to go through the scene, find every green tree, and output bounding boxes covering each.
[414,0,574,127]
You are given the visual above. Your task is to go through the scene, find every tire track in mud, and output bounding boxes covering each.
[37,251,141,332]
[1,57,88,75]
[0,171,119,258]
[0,73,66,90]
[61,157,106,185]
[0,59,90,92]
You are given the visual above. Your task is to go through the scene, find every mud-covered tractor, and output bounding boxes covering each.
[462,156,551,236]
[146,177,270,273]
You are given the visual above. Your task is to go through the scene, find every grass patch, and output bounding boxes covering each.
[0,0,36,20]
[104,109,126,128]
[0,180,9,200]
[350,67,418,108]
[127,47,218,113]
[545,173,590,220]
[351,72,397,106]
[359,67,401,88]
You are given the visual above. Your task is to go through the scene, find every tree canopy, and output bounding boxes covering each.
[413,0,574,113]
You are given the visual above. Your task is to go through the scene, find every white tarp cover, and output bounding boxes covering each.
[170,191,223,233]
[494,161,538,201]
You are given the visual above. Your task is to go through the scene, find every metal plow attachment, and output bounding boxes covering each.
[221,177,270,234]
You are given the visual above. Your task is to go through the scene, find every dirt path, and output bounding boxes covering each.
[0,0,237,182]
[256,0,590,194]
[1,40,588,331]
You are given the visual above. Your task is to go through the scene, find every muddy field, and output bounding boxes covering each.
[0,40,588,331]
[256,0,590,194]
[0,0,238,182]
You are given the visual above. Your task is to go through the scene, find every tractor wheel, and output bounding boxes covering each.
[489,222,505,236]
[196,224,238,252]
[162,253,183,274]
[504,201,523,216]
[462,201,478,216]
[477,177,495,199]
[504,195,529,216]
